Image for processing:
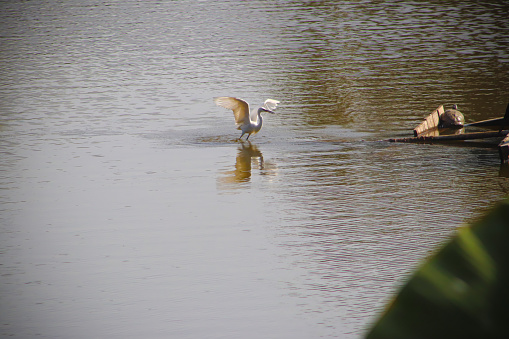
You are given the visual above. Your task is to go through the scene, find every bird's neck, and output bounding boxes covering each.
[256,111,263,126]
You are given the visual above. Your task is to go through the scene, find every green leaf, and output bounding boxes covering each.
[367,198,509,339]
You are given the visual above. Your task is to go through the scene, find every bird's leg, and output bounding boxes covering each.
[239,132,245,140]
[246,133,251,140]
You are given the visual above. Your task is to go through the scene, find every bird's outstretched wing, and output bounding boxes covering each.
[263,99,280,111]
[214,97,250,127]
[250,99,281,121]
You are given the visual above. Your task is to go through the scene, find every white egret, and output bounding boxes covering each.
[214,97,280,140]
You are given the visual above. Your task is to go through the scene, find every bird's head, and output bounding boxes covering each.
[452,104,458,110]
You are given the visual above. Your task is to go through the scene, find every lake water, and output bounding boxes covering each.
[1,1,509,338]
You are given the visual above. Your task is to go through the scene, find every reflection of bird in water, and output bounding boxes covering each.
[217,142,277,189]
[232,142,264,182]
[214,97,280,140]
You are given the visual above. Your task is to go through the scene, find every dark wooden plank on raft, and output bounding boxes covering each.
[465,103,509,129]
[413,105,444,136]
[389,130,509,143]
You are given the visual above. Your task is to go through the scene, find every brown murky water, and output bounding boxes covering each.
[1,1,508,338]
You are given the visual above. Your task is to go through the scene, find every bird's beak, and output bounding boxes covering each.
[263,109,275,114]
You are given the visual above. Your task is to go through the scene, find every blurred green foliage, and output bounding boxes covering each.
[367,198,509,339]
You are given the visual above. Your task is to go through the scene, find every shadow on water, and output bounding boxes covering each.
[217,141,277,190]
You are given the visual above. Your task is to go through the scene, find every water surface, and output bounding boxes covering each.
[1,1,509,338]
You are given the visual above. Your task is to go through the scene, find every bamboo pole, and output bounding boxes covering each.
[388,130,509,143]
[464,117,507,128]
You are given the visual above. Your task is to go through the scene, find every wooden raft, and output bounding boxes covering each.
[390,104,509,163]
